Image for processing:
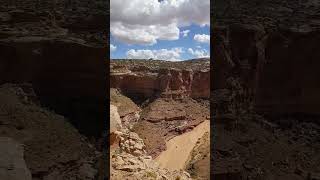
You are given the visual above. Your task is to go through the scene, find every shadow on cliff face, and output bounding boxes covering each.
[0,38,107,138]
[119,90,159,106]
[212,20,320,179]
[37,96,106,138]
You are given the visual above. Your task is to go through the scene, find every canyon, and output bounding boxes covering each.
[155,120,210,171]
[110,59,210,180]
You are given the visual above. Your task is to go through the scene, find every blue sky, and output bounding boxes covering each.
[110,0,210,61]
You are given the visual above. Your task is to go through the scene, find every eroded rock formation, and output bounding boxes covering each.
[110,59,210,179]
[110,102,192,180]
[110,59,210,102]
[111,59,210,158]
[110,88,141,129]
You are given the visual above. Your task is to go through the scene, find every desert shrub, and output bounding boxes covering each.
[144,171,157,179]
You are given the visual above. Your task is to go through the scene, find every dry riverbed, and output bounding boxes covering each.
[155,120,210,171]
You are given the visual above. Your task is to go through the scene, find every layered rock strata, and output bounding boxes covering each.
[110,59,210,101]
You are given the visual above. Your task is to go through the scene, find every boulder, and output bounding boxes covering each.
[110,105,123,147]
[110,105,122,134]
[0,137,32,180]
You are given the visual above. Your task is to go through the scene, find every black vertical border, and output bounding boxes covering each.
[210,0,214,178]
[104,0,111,179]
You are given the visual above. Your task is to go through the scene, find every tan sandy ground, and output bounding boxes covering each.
[155,120,210,171]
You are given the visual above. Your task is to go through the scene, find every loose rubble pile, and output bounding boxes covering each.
[110,104,192,180]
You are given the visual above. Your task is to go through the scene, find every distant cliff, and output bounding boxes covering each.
[110,59,210,102]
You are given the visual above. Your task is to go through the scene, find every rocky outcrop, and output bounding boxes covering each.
[191,70,210,99]
[110,88,141,129]
[0,0,107,43]
[133,97,209,158]
[110,127,192,180]
[110,105,122,134]
[110,60,210,179]
[0,137,32,180]
[110,71,159,103]
[117,131,147,157]
[110,59,210,101]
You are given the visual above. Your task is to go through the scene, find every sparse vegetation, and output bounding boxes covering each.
[144,171,157,179]
[110,58,210,72]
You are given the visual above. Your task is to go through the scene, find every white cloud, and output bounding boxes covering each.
[111,0,210,45]
[111,22,179,45]
[194,34,210,44]
[188,48,209,58]
[181,30,190,37]
[110,44,117,52]
[196,45,201,48]
[126,48,183,61]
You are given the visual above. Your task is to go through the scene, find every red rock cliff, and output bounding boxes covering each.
[110,60,210,100]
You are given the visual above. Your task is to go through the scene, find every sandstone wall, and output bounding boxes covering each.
[110,67,210,100]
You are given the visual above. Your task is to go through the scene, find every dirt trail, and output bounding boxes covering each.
[155,120,210,171]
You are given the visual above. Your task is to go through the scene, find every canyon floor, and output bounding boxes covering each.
[155,120,210,171]
[110,59,210,180]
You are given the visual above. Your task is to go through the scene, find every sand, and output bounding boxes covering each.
[155,120,210,171]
